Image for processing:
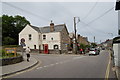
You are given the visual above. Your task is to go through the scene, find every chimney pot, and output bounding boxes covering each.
[50,20,54,32]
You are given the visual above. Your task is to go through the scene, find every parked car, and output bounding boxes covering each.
[95,48,100,55]
[88,48,100,56]
[102,48,105,50]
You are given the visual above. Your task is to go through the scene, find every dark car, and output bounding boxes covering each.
[102,48,105,50]
[95,48,100,55]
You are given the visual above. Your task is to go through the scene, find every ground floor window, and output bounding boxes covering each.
[34,45,36,49]
[42,44,44,50]
[54,45,59,49]
[39,45,41,50]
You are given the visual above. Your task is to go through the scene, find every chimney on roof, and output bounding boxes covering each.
[78,34,80,37]
[78,34,80,39]
[50,20,54,32]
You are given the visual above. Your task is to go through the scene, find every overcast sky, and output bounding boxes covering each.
[1,1,118,43]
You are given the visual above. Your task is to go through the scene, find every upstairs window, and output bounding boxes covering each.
[51,38,53,40]
[43,35,46,40]
[29,34,32,40]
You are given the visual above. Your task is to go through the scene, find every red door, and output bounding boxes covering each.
[44,44,48,54]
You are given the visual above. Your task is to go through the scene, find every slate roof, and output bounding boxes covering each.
[30,24,66,33]
[113,36,120,43]
[31,25,41,32]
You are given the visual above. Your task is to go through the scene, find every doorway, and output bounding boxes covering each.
[44,44,48,54]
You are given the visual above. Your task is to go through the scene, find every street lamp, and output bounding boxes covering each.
[74,17,80,54]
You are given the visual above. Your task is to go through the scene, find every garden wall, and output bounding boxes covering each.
[0,55,23,66]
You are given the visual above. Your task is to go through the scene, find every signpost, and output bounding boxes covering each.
[5,48,17,57]
[20,38,26,56]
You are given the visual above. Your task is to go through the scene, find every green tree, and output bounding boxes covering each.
[85,45,91,48]
[77,43,90,49]
[3,37,15,45]
[91,43,97,48]
[2,15,30,45]
[79,43,86,50]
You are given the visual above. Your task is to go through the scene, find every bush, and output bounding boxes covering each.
[2,49,5,56]
[3,45,20,48]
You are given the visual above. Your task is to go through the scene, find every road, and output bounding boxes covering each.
[3,50,117,79]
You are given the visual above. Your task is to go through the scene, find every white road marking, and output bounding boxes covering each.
[73,56,85,60]
[50,64,55,66]
[59,62,63,64]
[63,60,70,63]
[36,56,85,70]
[55,63,59,64]
[43,66,47,68]
[36,67,43,69]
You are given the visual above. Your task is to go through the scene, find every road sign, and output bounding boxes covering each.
[20,38,26,47]
[20,42,26,47]
[21,38,25,43]
[5,48,17,57]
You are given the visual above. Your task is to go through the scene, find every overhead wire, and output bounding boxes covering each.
[86,7,114,26]
[58,2,111,38]
[82,0,99,20]
[80,20,107,34]
[61,2,116,42]
[3,2,50,22]
[59,1,113,36]
[79,6,115,35]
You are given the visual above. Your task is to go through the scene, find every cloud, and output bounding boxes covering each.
[2,2,118,43]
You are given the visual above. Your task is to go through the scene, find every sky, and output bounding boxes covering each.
[1,0,119,43]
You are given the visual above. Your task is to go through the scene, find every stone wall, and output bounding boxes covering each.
[39,50,61,54]
[0,56,23,66]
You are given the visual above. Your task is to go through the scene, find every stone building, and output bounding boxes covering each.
[19,22,70,54]
[77,34,89,45]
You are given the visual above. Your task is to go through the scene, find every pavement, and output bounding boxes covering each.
[115,67,120,80]
[1,56,39,78]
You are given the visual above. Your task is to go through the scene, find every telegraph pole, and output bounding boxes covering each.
[94,36,95,43]
[74,17,77,54]
[74,17,80,54]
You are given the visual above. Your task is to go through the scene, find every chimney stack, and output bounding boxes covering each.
[50,20,54,32]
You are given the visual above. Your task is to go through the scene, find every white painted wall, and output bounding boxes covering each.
[118,43,120,67]
[113,43,120,67]
[42,32,61,50]
[19,25,40,49]
[38,33,42,49]
[19,25,61,50]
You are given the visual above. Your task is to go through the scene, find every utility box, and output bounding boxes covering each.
[113,36,120,67]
